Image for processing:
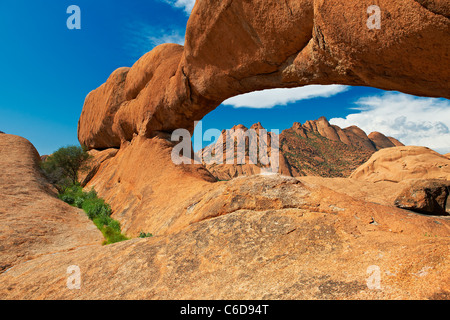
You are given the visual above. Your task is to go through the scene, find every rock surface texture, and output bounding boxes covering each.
[1,150,450,299]
[394,179,450,215]
[0,135,103,274]
[350,146,450,182]
[78,0,450,149]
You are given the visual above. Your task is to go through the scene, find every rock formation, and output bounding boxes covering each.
[79,148,118,187]
[292,117,403,151]
[0,134,103,273]
[200,118,403,180]
[368,132,403,150]
[197,122,285,180]
[81,135,217,236]
[2,149,450,299]
[78,0,450,150]
[2,0,450,300]
[76,0,449,241]
[394,179,450,215]
[350,146,450,216]
[350,146,450,182]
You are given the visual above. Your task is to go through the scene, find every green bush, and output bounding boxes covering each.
[60,193,75,205]
[82,198,112,220]
[41,145,91,192]
[59,185,128,245]
[102,226,129,244]
[74,197,84,208]
[138,231,153,238]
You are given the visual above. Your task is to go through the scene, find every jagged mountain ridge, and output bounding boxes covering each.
[198,117,404,180]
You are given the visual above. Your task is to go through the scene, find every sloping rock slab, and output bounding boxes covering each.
[1,175,449,300]
[0,134,103,273]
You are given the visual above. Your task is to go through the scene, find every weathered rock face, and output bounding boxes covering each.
[84,134,217,237]
[368,132,403,150]
[78,0,450,149]
[394,179,450,216]
[296,117,403,151]
[350,146,450,182]
[388,136,405,147]
[349,146,450,216]
[197,123,287,180]
[79,148,118,187]
[2,173,450,299]
[0,134,103,273]
[2,134,450,299]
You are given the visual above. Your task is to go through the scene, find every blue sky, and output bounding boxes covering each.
[1,0,449,155]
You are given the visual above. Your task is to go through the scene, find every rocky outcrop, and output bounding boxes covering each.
[83,134,217,237]
[75,0,449,245]
[78,0,450,149]
[394,179,450,216]
[0,134,103,273]
[350,146,450,182]
[293,117,403,151]
[2,173,450,299]
[197,123,288,180]
[388,137,405,147]
[200,118,403,180]
[350,146,450,215]
[368,132,404,150]
[2,134,450,299]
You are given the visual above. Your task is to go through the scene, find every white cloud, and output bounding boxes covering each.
[124,21,185,62]
[146,29,185,47]
[162,0,196,14]
[329,92,450,154]
[222,85,350,109]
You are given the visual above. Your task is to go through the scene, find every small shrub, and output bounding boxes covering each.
[82,198,111,220]
[139,231,153,238]
[107,219,122,233]
[74,197,84,208]
[102,226,129,245]
[59,184,128,245]
[85,188,97,200]
[59,193,75,205]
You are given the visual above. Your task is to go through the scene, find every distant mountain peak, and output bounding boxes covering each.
[231,124,248,131]
[250,122,265,131]
[200,116,404,180]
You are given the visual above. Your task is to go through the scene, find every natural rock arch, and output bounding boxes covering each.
[78,0,450,150]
